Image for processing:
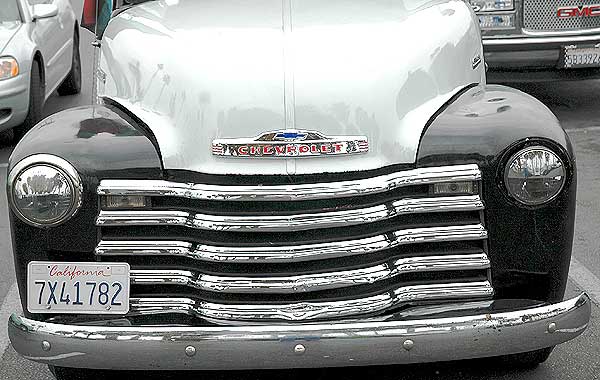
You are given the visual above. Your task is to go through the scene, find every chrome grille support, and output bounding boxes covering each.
[130,281,494,322]
[129,253,491,294]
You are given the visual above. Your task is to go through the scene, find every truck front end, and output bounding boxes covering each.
[5,0,590,377]
[472,0,600,81]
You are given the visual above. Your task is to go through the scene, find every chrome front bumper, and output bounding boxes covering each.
[8,293,590,370]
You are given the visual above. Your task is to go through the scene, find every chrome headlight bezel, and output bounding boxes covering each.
[502,145,567,207]
[7,154,83,228]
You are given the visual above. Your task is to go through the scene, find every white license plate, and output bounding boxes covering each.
[562,46,600,69]
[27,262,130,314]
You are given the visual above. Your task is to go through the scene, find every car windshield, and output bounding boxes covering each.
[0,0,21,22]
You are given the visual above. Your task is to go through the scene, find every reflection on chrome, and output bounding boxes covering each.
[95,195,484,232]
[95,224,489,263]
[97,164,482,202]
[8,294,591,369]
[129,253,490,293]
[129,281,494,321]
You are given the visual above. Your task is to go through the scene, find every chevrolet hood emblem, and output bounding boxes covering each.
[212,130,369,158]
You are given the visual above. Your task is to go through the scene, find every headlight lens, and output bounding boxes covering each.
[0,57,19,81]
[470,0,514,12]
[8,155,82,227]
[504,146,566,206]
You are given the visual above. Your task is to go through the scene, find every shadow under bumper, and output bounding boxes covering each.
[7,293,591,370]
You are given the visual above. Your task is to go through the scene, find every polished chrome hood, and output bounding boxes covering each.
[99,0,484,175]
[0,22,21,55]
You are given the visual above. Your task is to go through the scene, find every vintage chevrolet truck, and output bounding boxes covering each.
[471,0,600,81]
[5,0,591,379]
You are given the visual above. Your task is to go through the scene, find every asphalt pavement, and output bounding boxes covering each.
[0,31,598,379]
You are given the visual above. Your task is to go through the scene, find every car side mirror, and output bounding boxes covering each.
[81,0,115,41]
[31,4,59,21]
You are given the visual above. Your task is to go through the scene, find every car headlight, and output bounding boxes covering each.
[470,0,514,12]
[0,57,19,81]
[504,146,566,206]
[7,155,83,227]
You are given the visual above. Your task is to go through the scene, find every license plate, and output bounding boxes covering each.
[561,45,600,69]
[27,262,130,314]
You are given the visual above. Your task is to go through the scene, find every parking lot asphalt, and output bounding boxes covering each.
[0,31,598,379]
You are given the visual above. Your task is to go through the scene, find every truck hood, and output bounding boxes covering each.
[0,22,21,55]
[99,0,484,175]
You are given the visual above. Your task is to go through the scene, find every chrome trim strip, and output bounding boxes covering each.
[97,164,481,202]
[483,33,600,46]
[95,224,489,263]
[282,0,296,134]
[129,253,491,294]
[8,294,590,370]
[129,281,494,322]
[523,28,600,37]
[96,195,484,232]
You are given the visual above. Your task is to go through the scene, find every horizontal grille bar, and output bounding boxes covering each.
[96,224,488,263]
[129,253,490,294]
[97,164,481,202]
[96,195,484,232]
[129,281,494,321]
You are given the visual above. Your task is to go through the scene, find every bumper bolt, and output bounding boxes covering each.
[185,346,196,357]
[41,341,51,351]
[294,344,306,355]
[403,339,414,351]
[548,322,557,333]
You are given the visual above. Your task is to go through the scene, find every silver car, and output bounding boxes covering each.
[0,0,81,139]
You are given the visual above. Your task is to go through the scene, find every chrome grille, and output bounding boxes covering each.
[524,0,600,32]
[95,164,493,322]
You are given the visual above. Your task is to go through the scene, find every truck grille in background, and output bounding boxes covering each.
[524,0,600,32]
[95,164,493,323]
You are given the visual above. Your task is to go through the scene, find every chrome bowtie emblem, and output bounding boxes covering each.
[212,130,369,158]
[273,131,308,141]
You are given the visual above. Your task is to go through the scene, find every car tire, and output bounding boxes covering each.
[14,61,43,141]
[57,29,82,96]
[499,347,555,368]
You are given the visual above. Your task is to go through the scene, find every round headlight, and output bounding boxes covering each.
[504,146,566,206]
[7,155,82,227]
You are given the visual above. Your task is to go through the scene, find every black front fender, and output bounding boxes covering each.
[418,84,577,303]
[7,105,163,318]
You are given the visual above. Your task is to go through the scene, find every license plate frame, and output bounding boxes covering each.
[560,44,600,69]
[27,261,130,315]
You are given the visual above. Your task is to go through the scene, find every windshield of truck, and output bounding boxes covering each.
[0,0,21,22]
